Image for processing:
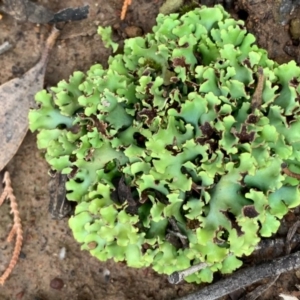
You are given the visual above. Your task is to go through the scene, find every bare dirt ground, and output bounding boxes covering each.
[1,0,300,299]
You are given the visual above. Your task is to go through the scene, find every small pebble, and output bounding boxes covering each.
[58,247,66,260]
[103,268,110,282]
[50,277,64,290]
[99,268,111,283]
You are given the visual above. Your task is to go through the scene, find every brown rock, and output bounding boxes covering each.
[50,277,64,290]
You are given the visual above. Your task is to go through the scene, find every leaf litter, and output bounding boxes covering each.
[0,27,59,172]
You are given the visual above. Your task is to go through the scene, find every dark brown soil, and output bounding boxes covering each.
[1,1,300,299]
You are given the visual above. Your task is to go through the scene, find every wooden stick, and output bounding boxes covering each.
[177,251,300,300]
[0,171,23,285]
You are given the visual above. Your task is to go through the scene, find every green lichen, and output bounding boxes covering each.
[29,5,300,283]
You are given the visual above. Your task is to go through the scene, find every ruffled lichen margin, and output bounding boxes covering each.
[29,5,300,283]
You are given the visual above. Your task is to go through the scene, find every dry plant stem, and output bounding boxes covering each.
[281,163,300,180]
[251,67,264,112]
[40,26,60,65]
[243,275,280,300]
[0,171,23,285]
[169,262,209,284]
[285,220,300,255]
[169,217,188,248]
[177,251,300,300]
[121,0,132,20]
[243,276,275,300]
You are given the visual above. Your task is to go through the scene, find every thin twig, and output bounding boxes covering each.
[176,251,300,300]
[286,221,300,254]
[0,171,23,285]
[121,0,132,20]
[281,163,300,180]
[40,26,60,66]
[169,217,188,248]
[243,274,280,300]
[169,262,209,284]
[251,67,264,112]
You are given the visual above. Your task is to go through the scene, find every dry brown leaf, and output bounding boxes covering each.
[0,27,59,172]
